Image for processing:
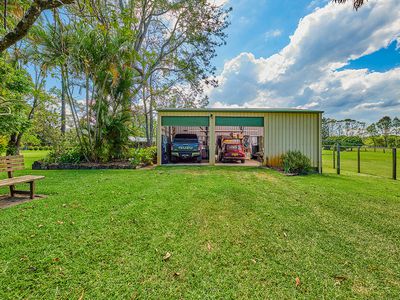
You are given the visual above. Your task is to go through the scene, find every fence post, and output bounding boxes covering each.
[393,148,397,180]
[337,143,340,175]
[333,146,336,169]
[357,146,361,173]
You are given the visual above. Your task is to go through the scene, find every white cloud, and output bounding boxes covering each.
[264,29,282,40]
[208,0,400,122]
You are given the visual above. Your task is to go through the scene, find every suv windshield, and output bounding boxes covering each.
[173,134,198,143]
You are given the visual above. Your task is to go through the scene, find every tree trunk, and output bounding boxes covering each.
[148,89,155,147]
[85,72,92,147]
[6,132,22,155]
[4,0,7,30]
[61,65,66,134]
[142,82,150,146]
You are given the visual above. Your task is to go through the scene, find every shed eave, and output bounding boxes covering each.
[157,108,324,114]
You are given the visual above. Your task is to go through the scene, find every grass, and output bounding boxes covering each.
[322,149,398,179]
[0,151,399,298]
[0,150,49,168]
[20,150,49,168]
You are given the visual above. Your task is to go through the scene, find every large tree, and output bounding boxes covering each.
[1,0,230,160]
[0,0,74,52]
[127,0,229,145]
[366,123,379,148]
[46,0,230,160]
[376,116,392,147]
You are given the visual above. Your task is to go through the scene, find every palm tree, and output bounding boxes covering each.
[333,0,366,10]
[30,15,72,135]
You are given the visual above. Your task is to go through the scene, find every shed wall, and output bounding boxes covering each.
[264,113,320,168]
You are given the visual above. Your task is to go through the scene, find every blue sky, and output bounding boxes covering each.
[213,0,325,70]
[208,0,400,122]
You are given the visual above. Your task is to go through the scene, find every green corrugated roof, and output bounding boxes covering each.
[157,107,324,114]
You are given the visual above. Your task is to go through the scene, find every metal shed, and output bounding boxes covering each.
[157,108,323,173]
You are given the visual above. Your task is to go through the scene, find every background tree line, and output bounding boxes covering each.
[322,116,400,148]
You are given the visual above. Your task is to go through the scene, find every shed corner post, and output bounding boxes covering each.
[263,115,268,167]
[209,114,216,165]
[318,113,323,174]
[157,113,162,166]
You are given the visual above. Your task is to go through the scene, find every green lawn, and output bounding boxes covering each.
[322,149,398,179]
[20,150,49,168]
[0,151,399,298]
[0,150,49,169]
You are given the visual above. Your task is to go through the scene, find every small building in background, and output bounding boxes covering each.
[129,137,150,148]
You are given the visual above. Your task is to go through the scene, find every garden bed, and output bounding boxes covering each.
[32,160,148,170]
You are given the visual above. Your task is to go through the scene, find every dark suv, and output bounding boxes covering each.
[170,134,202,163]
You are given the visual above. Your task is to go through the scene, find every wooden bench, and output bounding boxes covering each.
[0,155,45,199]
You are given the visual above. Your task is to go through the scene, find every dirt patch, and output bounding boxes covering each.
[254,171,279,183]
[0,194,46,209]
[352,282,373,296]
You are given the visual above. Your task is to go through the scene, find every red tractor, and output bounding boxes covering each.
[218,136,246,163]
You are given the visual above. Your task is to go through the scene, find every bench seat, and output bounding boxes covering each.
[0,175,45,187]
[1,155,45,199]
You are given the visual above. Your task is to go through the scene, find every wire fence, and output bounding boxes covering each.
[322,144,398,180]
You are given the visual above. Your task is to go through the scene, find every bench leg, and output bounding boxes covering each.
[30,181,35,199]
[9,185,15,197]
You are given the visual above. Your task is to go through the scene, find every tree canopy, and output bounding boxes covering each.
[1,0,231,160]
[0,0,74,52]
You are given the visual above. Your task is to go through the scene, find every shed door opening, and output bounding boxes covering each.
[160,116,210,165]
[215,117,264,166]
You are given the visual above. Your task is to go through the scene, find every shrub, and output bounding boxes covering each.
[142,146,157,165]
[129,146,157,167]
[281,150,312,175]
[129,149,141,166]
[58,148,84,164]
[21,133,41,148]
[44,147,84,164]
